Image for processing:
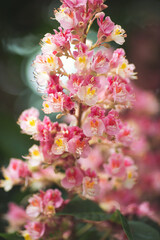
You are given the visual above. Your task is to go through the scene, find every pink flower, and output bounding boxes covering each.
[117,125,134,147]
[67,76,102,107]
[55,6,78,30]
[40,141,58,164]
[53,27,70,52]
[89,0,106,8]
[63,0,87,8]
[41,28,70,55]
[5,203,28,232]
[82,169,99,197]
[41,33,57,54]
[43,90,74,114]
[17,107,39,135]
[78,147,103,170]
[103,110,121,136]
[26,189,64,219]
[52,134,68,155]
[110,48,125,68]
[25,221,45,240]
[25,144,44,170]
[43,189,63,209]
[26,194,43,218]
[97,13,115,39]
[74,43,93,73]
[124,165,138,189]
[67,74,84,94]
[33,54,63,75]
[63,94,75,112]
[124,156,134,167]
[77,84,98,106]
[133,88,159,115]
[43,92,64,113]
[116,59,136,80]
[104,153,126,177]
[82,117,105,137]
[82,176,99,197]
[67,135,91,157]
[114,82,130,103]
[91,50,110,74]
[61,167,83,189]
[89,106,105,118]
[109,25,126,45]
[1,159,31,191]
[36,116,60,143]
[107,78,135,108]
[46,74,63,94]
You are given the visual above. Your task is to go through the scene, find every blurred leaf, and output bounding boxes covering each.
[140,217,160,235]
[110,210,121,224]
[0,233,23,240]
[117,210,133,240]
[117,211,160,240]
[128,221,160,240]
[77,228,101,240]
[57,197,115,221]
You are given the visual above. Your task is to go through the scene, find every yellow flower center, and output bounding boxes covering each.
[86,180,95,189]
[61,8,67,13]
[33,149,40,156]
[90,120,99,129]
[4,175,10,181]
[115,29,121,35]
[120,62,127,70]
[45,38,51,44]
[87,87,96,96]
[46,205,55,215]
[78,56,87,64]
[45,103,49,108]
[128,171,132,179]
[47,56,54,64]
[24,233,32,240]
[29,119,36,127]
[55,138,64,147]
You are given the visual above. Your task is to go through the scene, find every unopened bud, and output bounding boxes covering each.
[103,43,110,48]
[79,21,84,27]
[101,4,108,10]
[101,35,107,42]
[56,113,64,119]
[69,108,75,115]
[71,30,77,34]
[71,38,80,44]
[95,12,105,19]
[56,52,63,57]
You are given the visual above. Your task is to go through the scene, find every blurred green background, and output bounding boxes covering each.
[0,0,160,235]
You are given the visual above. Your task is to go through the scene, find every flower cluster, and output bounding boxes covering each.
[23,189,65,239]
[0,0,145,239]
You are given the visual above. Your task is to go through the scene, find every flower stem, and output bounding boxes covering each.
[77,103,82,128]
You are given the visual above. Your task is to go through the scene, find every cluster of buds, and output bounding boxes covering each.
[0,0,140,239]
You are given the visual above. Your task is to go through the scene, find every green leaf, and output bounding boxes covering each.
[57,197,113,221]
[117,210,133,240]
[0,233,23,240]
[77,226,102,240]
[110,210,121,224]
[128,221,160,240]
[117,211,160,240]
